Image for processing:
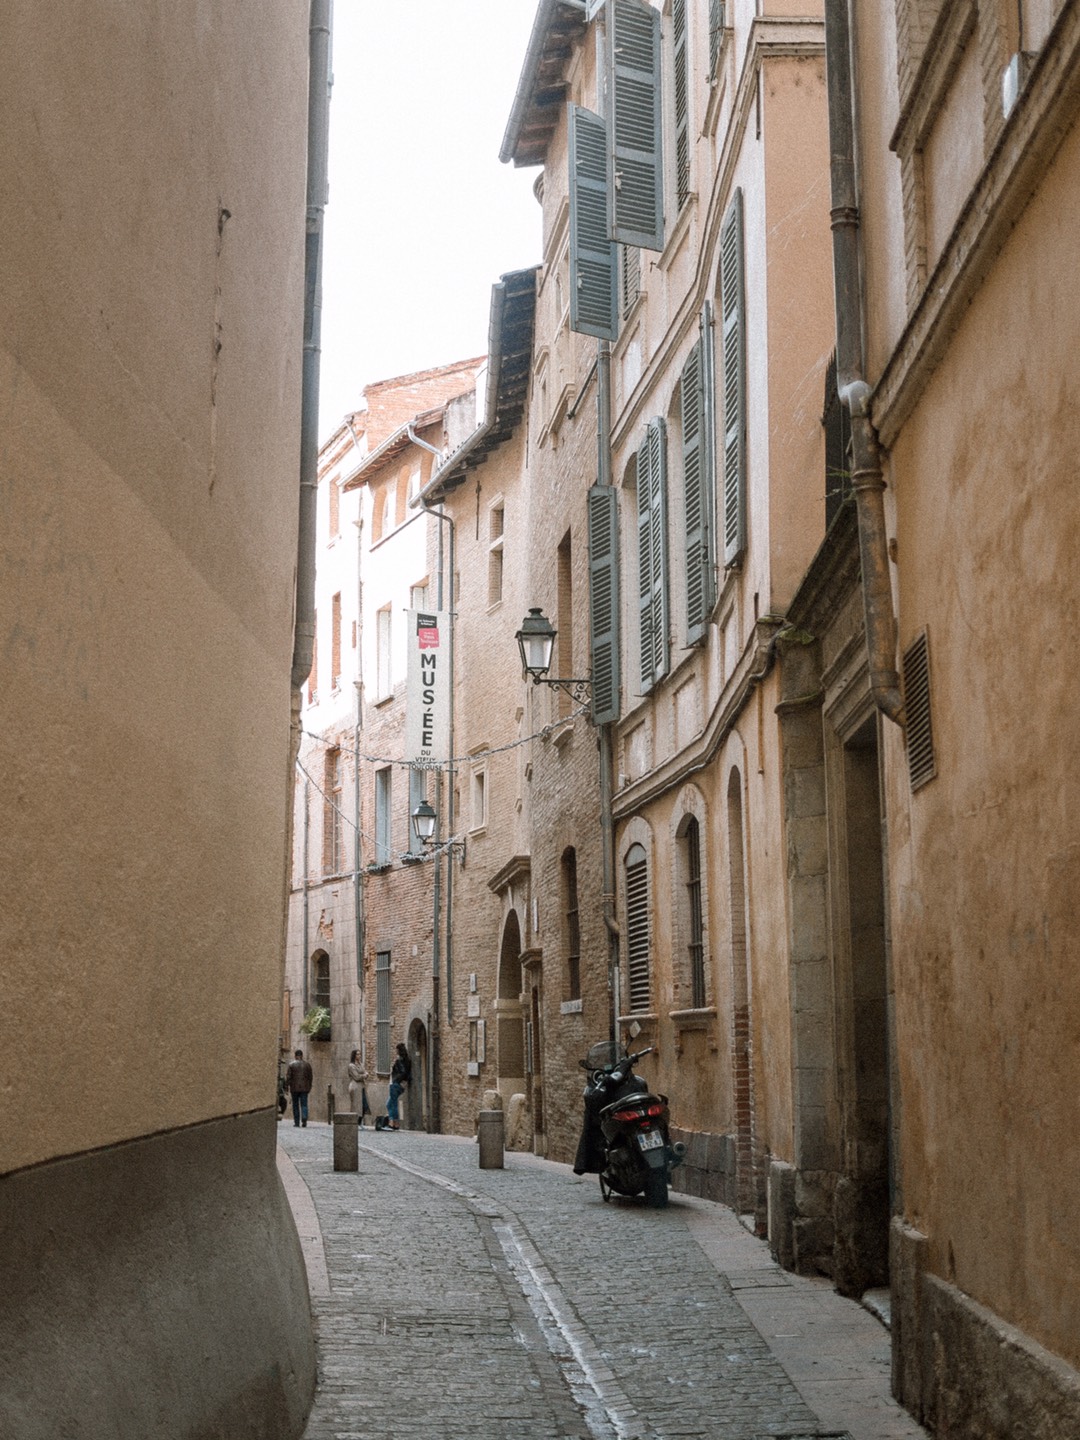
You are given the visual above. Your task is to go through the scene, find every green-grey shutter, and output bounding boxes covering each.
[709,0,725,79]
[673,0,690,209]
[569,104,617,340]
[720,188,746,567]
[587,484,621,725]
[608,0,665,252]
[682,304,716,643]
[637,417,669,692]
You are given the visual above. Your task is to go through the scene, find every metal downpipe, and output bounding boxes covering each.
[291,0,333,694]
[824,0,904,726]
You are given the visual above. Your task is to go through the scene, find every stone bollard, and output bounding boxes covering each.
[477,1109,505,1169]
[333,1112,359,1171]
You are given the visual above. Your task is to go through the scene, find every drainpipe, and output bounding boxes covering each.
[291,0,333,694]
[823,0,905,726]
[596,340,621,1044]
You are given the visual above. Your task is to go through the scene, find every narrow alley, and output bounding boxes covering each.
[278,1125,928,1440]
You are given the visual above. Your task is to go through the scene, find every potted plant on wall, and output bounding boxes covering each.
[299,1005,331,1042]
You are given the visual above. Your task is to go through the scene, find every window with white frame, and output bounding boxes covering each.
[488,503,505,607]
[375,951,391,1074]
[374,766,392,866]
[376,606,392,700]
[471,763,487,832]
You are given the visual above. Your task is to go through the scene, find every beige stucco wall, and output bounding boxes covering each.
[0,2,306,1174]
[885,113,1080,1367]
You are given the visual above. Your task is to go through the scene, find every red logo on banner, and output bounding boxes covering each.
[416,613,440,650]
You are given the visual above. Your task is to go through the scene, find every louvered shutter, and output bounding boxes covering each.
[587,484,621,725]
[720,189,746,566]
[637,418,669,692]
[709,0,725,79]
[682,309,716,644]
[569,105,617,340]
[608,0,665,252]
[673,0,690,209]
[625,843,651,1012]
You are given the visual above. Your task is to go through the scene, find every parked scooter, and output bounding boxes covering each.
[572,1041,686,1208]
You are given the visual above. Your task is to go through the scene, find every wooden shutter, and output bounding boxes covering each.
[608,0,665,251]
[681,309,716,644]
[709,0,726,79]
[569,104,617,340]
[720,188,746,566]
[637,418,669,692]
[673,0,690,209]
[625,843,651,1012]
[587,484,621,725]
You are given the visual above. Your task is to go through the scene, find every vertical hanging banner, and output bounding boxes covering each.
[405,611,450,766]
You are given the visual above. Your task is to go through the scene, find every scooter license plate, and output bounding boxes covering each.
[637,1128,664,1151]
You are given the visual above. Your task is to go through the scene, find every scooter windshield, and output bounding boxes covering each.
[585,1041,626,1071]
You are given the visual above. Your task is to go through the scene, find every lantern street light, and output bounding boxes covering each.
[411,800,465,864]
[515,607,594,708]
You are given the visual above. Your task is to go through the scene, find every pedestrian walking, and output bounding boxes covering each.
[287,1048,313,1127]
[347,1050,371,1126]
[387,1042,411,1130]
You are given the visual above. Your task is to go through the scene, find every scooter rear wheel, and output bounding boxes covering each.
[644,1171,668,1208]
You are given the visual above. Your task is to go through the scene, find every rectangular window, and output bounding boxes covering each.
[557,531,573,719]
[328,476,340,539]
[376,606,392,700]
[488,504,505,606]
[471,766,487,831]
[374,766,392,866]
[410,581,429,613]
[323,748,344,875]
[375,951,391,1074]
[563,848,581,1001]
[686,818,706,1008]
[331,592,342,689]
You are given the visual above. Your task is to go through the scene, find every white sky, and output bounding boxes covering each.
[318,0,544,439]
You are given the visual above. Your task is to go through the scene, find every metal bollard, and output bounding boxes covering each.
[333,1112,359,1171]
[327,1086,335,1125]
[477,1109,505,1169]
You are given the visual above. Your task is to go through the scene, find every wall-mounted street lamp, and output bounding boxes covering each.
[411,801,465,864]
[515,608,593,708]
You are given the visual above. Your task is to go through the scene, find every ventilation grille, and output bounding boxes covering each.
[903,630,936,791]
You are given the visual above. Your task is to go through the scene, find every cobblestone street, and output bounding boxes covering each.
[277,1125,928,1440]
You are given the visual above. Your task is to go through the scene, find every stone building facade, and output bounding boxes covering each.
[285,359,482,1127]
[834,1,1080,1435]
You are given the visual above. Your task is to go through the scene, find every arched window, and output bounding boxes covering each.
[311,951,331,1039]
[682,815,706,1008]
[624,842,651,1013]
[561,847,581,1000]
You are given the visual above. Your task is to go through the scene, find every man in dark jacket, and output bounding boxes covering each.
[286,1049,313,1127]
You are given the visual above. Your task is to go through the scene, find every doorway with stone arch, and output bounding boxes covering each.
[405,1017,428,1132]
[494,909,526,1124]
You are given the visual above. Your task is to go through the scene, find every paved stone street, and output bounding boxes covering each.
[277,1124,928,1440]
